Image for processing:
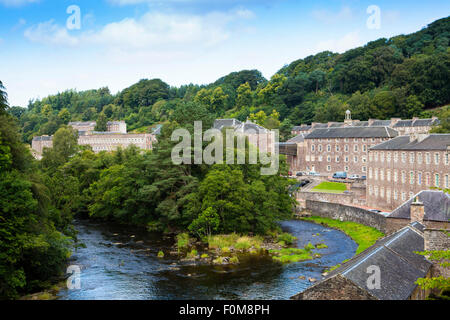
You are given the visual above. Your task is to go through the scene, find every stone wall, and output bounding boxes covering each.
[425,228,450,251]
[305,200,386,233]
[291,275,377,300]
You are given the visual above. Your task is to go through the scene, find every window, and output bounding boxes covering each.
[394,170,398,182]
[318,156,323,162]
[344,138,349,143]
[401,152,406,163]
[369,168,373,179]
[381,152,384,162]
[401,192,406,201]
[380,188,384,198]
[387,170,391,182]
[426,174,430,186]
[327,156,331,162]
[345,166,349,172]
[386,189,391,202]
[401,171,406,184]
[354,145,358,152]
[363,145,367,152]
[410,171,414,185]
[375,152,378,162]
[394,190,398,200]
[369,186,373,196]
[369,153,373,162]
[344,145,349,152]
[418,172,422,186]
[336,156,340,163]
[394,152,398,163]
[418,153,423,164]
[426,153,431,164]
[445,153,449,165]
[435,153,440,165]
[362,166,367,173]
[409,192,414,200]
[354,156,358,163]
[375,187,379,197]
[327,145,331,152]
[336,145,340,152]
[435,174,440,187]
[445,175,449,189]
[375,168,378,180]
[380,170,384,181]
[387,152,391,162]
[410,153,414,164]
[327,165,331,172]
[345,156,349,162]
[362,157,367,163]
[318,145,323,152]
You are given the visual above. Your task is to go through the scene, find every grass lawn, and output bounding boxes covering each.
[312,182,347,194]
[301,216,384,255]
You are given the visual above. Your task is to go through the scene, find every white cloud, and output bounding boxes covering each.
[24,20,79,46]
[316,31,363,53]
[0,0,38,7]
[24,9,253,49]
[311,6,354,24]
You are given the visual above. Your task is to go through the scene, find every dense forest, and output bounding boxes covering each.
[8,16,450,143]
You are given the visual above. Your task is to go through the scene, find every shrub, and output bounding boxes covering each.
[229,256,239,264]
[315,243,328,249]
[176,233,190,252]
[304,242,315,251]
[277,232,297,245]
[157,251,164,258]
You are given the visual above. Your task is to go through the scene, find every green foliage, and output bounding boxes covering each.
[302,216,384,255]
[176,233,190,252]
[270,248,314,264]
[277,232,297,245]
[0,111,72,299]
[312,182,347,194]
[157,251,164,258]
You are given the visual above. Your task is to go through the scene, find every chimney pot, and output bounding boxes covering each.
[410,198,425,223]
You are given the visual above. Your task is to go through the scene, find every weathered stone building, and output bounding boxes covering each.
[367,134,450,210]
[68,120,127,134]
[291,115,439,136]
[304,126,398,175]
[278,133,307,173]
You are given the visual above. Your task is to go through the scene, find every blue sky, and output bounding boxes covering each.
[1,0,449,107]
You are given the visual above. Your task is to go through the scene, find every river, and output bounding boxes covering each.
[57,219,357,300]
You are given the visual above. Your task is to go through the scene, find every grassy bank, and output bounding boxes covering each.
[312,182,347,194]
[300,216,384,255]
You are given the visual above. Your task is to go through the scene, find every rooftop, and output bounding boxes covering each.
[305,126,398,139]
[388,190,450,223]
[297,223,432,300]
[370,134,450,151]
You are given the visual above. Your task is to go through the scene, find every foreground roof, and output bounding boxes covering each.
[388,190,450,222]
[296,223,432,300]
[305,127,398,139]
[370,134,450,151]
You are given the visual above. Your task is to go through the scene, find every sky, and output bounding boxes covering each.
[0,0,449,107]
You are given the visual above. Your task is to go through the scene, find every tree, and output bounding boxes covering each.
[42,126,78,170]
[430,106,450,133]
[58,108,71,124]
[188,207,220,238]
[0,81,8,113]
[236,82,252,111]
[95,112,108,131]
[210,87,228,115]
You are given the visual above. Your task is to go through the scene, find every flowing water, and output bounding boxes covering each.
[58,219,357,300]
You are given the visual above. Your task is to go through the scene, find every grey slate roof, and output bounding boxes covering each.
[370,134,450,151]
[388,190,450,222]
[213,119,242,130]
[393,119,440,128]
[235,121,269,133]
[292,125,311,132]
[32,135,53,141]
[305,127,398,139]
[318,224,432,300]
[371,120,392,127]
[287,133,306,143]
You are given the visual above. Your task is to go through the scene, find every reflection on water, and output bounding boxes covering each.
[58,219,357,300]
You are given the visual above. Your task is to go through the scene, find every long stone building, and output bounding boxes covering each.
[303,126,399,176]
[31,120,157,159]
[367,134,450,210]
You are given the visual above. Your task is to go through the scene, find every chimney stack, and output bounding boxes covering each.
[410,197,425,223]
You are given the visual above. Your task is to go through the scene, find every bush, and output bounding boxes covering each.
[176,233,190,252]
[277,232,297,245]
[157,251,164,258]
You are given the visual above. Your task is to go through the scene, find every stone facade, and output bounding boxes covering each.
[78,133,155,152]
[367,134,450,211]
[68,120,127,134]
[304,127,398,176]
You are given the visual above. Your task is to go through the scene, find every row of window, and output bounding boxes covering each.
[310,144,373,153]
[326,165,367,173]
[311,138,383,143]
[369,169,449,188]
[306,155,367,163]
[368,186,417,203]
[369,151,449,165]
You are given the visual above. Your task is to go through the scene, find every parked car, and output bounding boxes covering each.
[361,176,367,180]
[309,171,320,176]
[296,172,304,177]
[299,180,311,187]
[288,171,293,176]
[332,172,347,179]
[348,174,360,180]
